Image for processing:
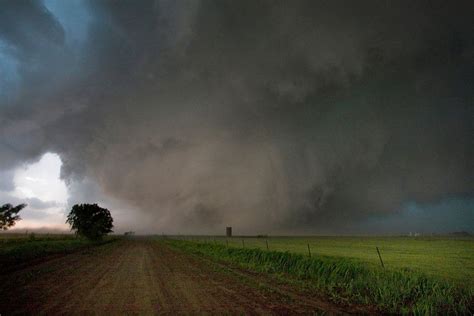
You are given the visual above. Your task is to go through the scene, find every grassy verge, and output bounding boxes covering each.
[180,235,474,285]
[0,234,77,245]
[0,237,117,271]
[166,240,473,314]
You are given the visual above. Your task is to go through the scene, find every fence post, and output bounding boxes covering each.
[266,239,269,250]
[376,247,385,268]
[307,244,312,258]
[242,239,245,248]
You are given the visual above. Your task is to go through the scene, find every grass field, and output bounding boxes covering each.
[168,238,474,314]
[0,232,76,242]
[0,233,116,271]
[183,235,474,286]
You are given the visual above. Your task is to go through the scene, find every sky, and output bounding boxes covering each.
[0,0,473,235]
[0,153,68,230]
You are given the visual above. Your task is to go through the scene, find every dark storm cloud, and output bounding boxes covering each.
[0,0,64,61]
[0,191,59,210]
[25,196,60,209]
[0,170,14,191]
[0,0,472,233]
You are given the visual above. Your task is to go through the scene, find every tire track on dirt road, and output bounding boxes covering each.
[0,239,353,315]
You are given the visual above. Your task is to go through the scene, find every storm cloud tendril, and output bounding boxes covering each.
[0,0,472,233]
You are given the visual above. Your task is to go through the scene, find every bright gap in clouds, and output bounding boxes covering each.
[10,153,68,231]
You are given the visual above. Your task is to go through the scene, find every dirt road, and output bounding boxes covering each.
[0,240,353,315]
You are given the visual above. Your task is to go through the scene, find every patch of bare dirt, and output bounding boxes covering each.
[0,240,365,315]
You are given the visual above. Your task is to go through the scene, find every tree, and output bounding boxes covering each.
[66,204,113,240]
[0,203,26,230]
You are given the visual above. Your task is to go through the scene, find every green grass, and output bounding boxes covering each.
[181,236,474,286]
[0,235,116,271]
[0,233,77,244]
[167,239,474,314]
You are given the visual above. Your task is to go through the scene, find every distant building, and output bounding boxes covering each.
[226,227,232,237]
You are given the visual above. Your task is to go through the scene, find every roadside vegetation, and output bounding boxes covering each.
[0,235,117,272]
[167,239,474,314]
[180,235,474,285]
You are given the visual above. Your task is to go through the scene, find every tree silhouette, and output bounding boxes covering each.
[66,204,113,240]
[0,204,26,230]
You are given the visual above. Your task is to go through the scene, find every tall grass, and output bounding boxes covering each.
[178,235,474,285]
[167,240,473,314]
